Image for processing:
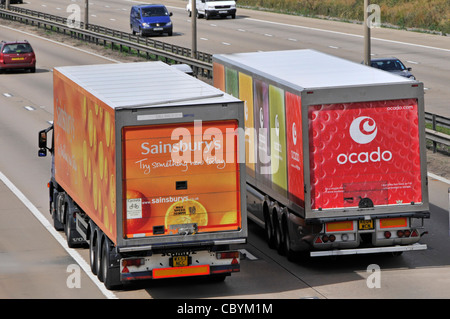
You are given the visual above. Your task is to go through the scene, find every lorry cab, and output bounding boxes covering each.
[187,0,236,19]
[130,4,173,36]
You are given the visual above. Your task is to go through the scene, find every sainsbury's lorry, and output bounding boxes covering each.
[213,49,429,258]
[38,61,247,289]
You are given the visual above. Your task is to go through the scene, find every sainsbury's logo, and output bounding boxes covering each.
[349,116,377,144]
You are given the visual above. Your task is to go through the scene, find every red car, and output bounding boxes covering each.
[0,40,36,73]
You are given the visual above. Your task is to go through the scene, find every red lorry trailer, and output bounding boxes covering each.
[38,61,247,289]
[213,49,429,258]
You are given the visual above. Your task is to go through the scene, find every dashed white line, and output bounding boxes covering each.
[245,17,450,52]
[328,45,339,49]
[407,60,419,64]
[24,106,36,111]
[222,42,231,46]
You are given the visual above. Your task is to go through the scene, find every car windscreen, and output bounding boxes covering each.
[141,7,169,17]
[371,60,406,71]
[2,43,33,54]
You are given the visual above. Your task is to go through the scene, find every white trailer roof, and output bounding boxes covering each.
[214,49,413,90]
[55,61,239,109]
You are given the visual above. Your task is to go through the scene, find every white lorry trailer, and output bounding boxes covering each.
[213,49,429,258]
[38,61,247,289]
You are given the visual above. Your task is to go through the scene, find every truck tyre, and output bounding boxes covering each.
[51,199,64,231]
[63,203,77,248]
[55,192,65,230]
[101,239,122,290]
[96,231,104,282]
[264,204,275,249]
[89,225,98,275]
[282,218,298,261]
[272,208,284,255]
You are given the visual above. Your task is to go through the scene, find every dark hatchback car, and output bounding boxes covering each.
[0,40,36,73]
[369,58,416,80]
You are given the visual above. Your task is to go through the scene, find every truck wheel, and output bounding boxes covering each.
[51,200,64,231]
[283,219,298,261]
[96,232,104,282]
[273,211,284,255]
[264,206,275,249]
[101,239,122,290]
[89,226,98,275]
[63,204,77,248]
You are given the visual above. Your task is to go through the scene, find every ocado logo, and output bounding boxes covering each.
[337,116,392,165]
[349,116,377,144]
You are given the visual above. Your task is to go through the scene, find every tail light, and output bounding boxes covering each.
[216,251,239,260]
[384,231,391,239]
[0,53,4,64]
[122,258,145,267]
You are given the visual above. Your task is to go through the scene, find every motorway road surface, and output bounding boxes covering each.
[15,0,450,118]
[1,6,450,300]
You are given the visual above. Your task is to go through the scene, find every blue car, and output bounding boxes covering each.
[130,4,173,36]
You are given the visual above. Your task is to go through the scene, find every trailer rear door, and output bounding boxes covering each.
[122,120,242,238]
[308,98,423,211]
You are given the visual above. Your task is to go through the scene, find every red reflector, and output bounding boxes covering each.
[122,266,129,273]
[217,251,239,259]
[315,237,322,244]
[231,258,238,265]
[122,258,144,267]
[411,230,419,237]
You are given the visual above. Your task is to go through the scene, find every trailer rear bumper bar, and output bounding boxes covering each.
[310,243,427,257]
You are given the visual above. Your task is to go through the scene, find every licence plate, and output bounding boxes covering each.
[12,57,24,61]
[171,255,189,267]
[153,27,163,31]
[358,219,374,230]
[219,10,228,13]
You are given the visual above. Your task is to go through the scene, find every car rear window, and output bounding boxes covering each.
[2,43,33,54]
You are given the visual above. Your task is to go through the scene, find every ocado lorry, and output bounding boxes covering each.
[213,49,430,258]
[38,61,246,289]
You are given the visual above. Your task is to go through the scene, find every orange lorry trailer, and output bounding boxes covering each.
[38,61,247,289]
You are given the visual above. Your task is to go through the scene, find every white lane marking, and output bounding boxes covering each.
[328,45,339,49]
[24,106,36,111]
[222,42,231,45]
[3,93,13,98]
[407,60,419,64]
[0,171,118,299]
[238,249,258,260]
[245,17,450,52]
